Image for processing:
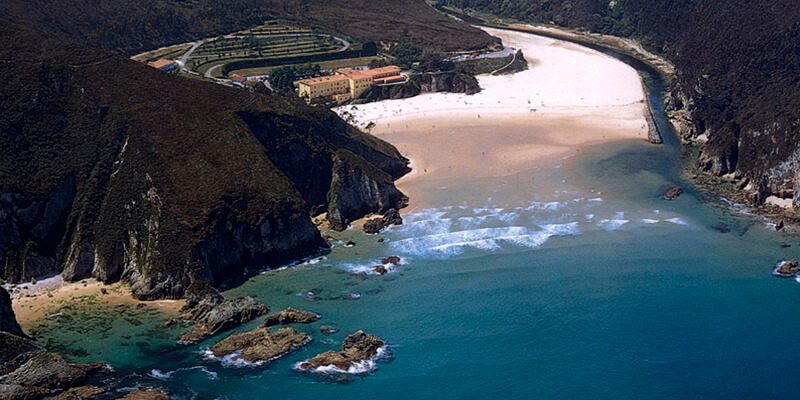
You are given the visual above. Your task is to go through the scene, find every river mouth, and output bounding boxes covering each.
[23,27,800,399]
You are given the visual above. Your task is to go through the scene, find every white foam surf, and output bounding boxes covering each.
[597,219,629,231]
[149,366,218,380]
[339,257,406,275]
[665,217,690,226]
[292,345,391,375]
[390,223,579,257]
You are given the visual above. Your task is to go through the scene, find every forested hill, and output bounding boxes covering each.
[0,0,497,54]
[442,0,800,208]
[0,19,409,299]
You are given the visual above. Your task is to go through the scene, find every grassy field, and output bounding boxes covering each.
[229,56,384,76]
[184,20,356,77]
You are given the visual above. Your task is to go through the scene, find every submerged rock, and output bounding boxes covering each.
[210,327,310,364]
[774,259,800,277]
[319,326,339,335]
[298,330,385,371]
[261,308,320,328]
[664,186,683,200]
[177,282,268,344]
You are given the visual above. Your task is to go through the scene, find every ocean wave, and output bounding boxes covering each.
[389,223,579,257]
[596,219,629,231]
[665,217,690,226]
[261,256,328,275]
[201,349,265,368]
[338,257,407,275]
[149,366,218,380]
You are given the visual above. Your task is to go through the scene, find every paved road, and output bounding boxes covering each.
[180,40,206,67]
[205,64,223,79]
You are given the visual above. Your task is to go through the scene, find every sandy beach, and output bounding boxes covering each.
[337,27,649,208]
[6,276,183,328]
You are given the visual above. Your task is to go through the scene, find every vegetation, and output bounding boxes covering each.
[454,51,526,75]
[184,21,360,76]
[268,64,322,93]
[0,0,498,55]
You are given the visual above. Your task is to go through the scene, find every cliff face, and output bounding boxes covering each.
[327,150,408,231]
[367,72,481,101]
[0,287,24,338]
[0,21,408,299]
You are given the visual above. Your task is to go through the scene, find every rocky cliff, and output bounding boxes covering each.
[366,72,481,101]
[326,150,408,231]
[0,288,24,338]
[0,21,408,299]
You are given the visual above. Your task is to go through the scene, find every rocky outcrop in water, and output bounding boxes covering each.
[176,282,268,344]
[261,308,320,328]
[210,327,310,364]
[774,259,800,277]
[363,209,403,234]
[381,256,401,265]
[298,330,384,371]
[664,186,683,200]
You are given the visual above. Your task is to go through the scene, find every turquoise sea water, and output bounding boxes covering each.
[33,35,800,399]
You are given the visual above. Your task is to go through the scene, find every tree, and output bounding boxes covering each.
[269,66,299,93]
[362,41,378,56]
[369,58,389,69]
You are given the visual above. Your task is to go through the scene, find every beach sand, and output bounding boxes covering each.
[337,28,649,208]
[6,276,183,328]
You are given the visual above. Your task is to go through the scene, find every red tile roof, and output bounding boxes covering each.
[298,75,349,86]
[147,59,177,69]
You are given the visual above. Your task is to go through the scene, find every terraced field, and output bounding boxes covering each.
[183,21,369,78]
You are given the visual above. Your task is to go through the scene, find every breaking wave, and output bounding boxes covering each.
[292,345,391,376]
[149,366,218,380]
[390,223,579,258]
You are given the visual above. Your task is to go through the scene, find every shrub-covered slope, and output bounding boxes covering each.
[0,21,407,299]
[443,0,800,207]
[0,0,498,54]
